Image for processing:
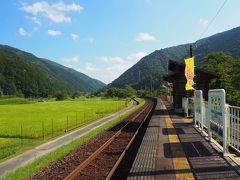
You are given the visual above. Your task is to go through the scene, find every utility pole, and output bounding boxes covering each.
[190,45,195,97]
[191,45,197,91]
[138,70,141,83]
[138,70,141,89]
[150,75,153,95]
[23,69,26,98]
[190,44,193,57]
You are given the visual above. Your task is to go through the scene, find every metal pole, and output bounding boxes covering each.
[150,75,153,95]
[21,124,23,145]
[138,70,141,84]
[42,120,44,140]
[52,119,53,137]
[76,112,77,128]
[67,116,68,132]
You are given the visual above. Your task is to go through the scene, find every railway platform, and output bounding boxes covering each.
[127,99,240,180]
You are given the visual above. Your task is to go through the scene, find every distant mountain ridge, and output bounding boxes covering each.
[0,45,105,97]
[109,26,240,90]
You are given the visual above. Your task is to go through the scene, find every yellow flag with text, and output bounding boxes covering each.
[185,57,195,90]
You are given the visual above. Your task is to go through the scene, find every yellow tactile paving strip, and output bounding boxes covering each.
[160,101,195,180]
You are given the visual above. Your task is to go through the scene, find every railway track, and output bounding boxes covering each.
[64,100,154,180]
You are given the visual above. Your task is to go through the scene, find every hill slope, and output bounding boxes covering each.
[0,45,105,97]
[110,27,240,90]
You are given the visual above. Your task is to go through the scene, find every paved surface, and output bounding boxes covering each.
[0,102,136,177]
[128,99,240,180]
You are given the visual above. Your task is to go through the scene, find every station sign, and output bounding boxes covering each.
[208,89,227,155]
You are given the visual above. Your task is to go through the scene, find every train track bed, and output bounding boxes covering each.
[32,100,154,180]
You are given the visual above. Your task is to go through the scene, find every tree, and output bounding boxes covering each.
[72,91,82,99]
[3,78,18,95]
[159,85,168,95]
[200,52,240,105]
[125,86,136,97]
[55,91,68,101]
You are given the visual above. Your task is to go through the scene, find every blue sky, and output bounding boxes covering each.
[0,0,240,83]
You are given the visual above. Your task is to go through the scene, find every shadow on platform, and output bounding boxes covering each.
[164,141,212,158]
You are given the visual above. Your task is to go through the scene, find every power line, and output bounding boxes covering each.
[197,0,228,41]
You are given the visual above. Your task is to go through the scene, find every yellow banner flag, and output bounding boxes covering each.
[185,57,195,90]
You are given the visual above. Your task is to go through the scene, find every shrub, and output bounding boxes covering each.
[55,91,68,101]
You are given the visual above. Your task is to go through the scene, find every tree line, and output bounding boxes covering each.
[199,52,240,106]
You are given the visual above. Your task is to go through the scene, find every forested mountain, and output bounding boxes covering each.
[199,52,240,105]
[109,26,240,90]
[0,45,105,97]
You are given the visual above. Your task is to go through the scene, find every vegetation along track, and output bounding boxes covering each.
[32,99,154,180]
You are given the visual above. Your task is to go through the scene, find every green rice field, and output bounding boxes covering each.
[0,98,129,161]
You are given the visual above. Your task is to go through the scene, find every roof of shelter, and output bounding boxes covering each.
[164,60,217,83]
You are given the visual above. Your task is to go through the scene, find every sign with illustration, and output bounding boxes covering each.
[208,89,226,138]
[208,89,228,155]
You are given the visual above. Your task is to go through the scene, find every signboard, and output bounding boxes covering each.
[184,57,195,90]
[194,90,203,131]
[208,89,227,155]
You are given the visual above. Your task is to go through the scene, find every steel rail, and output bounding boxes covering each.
[65,101,153,180]
[106,103,153,179]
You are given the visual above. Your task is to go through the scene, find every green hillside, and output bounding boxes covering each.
[199,52,240,105]
[109,27,240,90]
[0,45,105,97]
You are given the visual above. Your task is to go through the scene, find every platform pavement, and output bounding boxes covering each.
[127,98,240,180]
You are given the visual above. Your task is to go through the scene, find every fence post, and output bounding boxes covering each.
[200,100,204,133]
[21,124,23,146]
[76,112,78,128]
[225,104,230,155]
[51,119,53,137]
[194,97,197,127]
[84,111,85,123]
[207,99,212,142]
[66,116,69,132]
[42,120,44,140]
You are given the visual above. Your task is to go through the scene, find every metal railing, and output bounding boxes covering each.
[228,105,240,153]
[192,90,240,155]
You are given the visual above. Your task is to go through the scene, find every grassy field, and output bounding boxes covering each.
[1,98,144,180]
[0,98,130,161]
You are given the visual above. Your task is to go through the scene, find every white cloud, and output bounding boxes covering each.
[63,56,80,62]
[47,29,61,36]
[127,52,148,61]
[99,56,125,64]
[97,51,148,83]
[71,33,79,41]
[135,32,156,41]
[26,16,42,27]
[19,27,28,36]
[65,64,73,68]
[83,63,99,72]
[21,1,83,23]
[199,19,209,26]
[74,51,148,83]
